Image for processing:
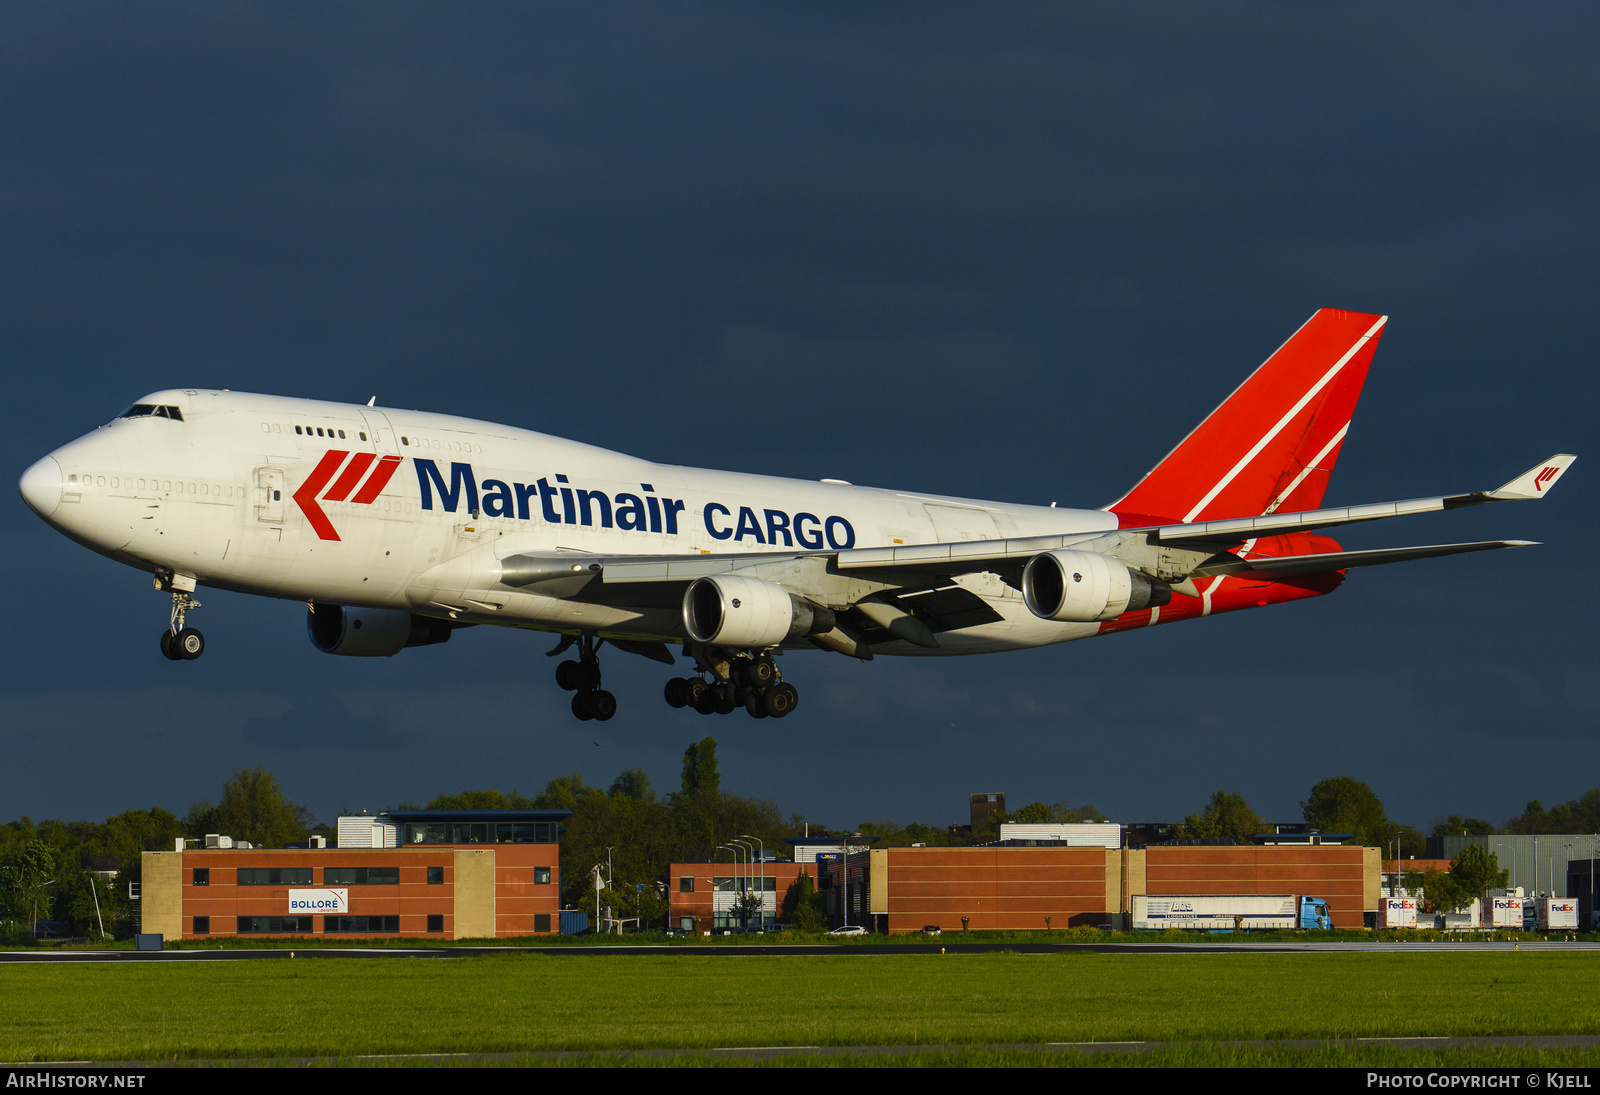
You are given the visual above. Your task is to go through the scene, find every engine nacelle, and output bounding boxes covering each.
[1021,549,1171,622]
[682,575,835,648]
[307,604,454,657]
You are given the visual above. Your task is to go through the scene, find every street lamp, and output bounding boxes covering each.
[729,838,756,930]
[717,843,743,931]
[741,835,766,930]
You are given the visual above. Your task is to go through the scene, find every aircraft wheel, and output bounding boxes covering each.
[175,628,205,660]
[694,687,719,715]
[744,655,778,687]
[764,683,798,719]
[556,660,584,691]
[159,630,183,661]
[745,691,769,718]
[664,678,691,708]
[713,684,738,715]
[572,692,595,721]
[576,659,602,691]
[590,690,617,721]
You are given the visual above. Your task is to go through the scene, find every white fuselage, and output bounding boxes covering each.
[24,389,1121,655]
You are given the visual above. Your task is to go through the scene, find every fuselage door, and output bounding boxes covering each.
[255,467,285,523]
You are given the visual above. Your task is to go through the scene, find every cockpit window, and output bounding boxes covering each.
[119,404,184,421]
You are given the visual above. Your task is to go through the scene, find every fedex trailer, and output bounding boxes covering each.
[1131,894,1332,931]
[1539,899,1578,931]
[1380,897,1418,929]
[1489,896,1525,928]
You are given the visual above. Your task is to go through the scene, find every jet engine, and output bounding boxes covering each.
[1021,549,1171,622]
[307,604,454,657]
[682,575,836,648]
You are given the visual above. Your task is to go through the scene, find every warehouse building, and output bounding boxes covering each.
[811,829,1378,932]
[140,809,570,941]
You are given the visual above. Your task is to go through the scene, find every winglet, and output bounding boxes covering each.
[1487,454,1577,500]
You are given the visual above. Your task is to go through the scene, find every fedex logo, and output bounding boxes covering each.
[294,450,404,541]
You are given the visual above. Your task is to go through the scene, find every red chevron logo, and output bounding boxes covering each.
[293,450,403,541]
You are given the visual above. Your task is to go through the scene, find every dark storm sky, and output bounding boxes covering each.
[4,3,1597,832]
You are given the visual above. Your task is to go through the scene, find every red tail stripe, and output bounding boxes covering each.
[349,455,403,504]
[293,449,349,542]
[322,451,376,502]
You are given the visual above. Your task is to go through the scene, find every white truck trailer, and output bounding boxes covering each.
[1489,896,1525,928]
[1539,898,1578,930]
[1380,897,1418,928]
[1131,894,1332,931]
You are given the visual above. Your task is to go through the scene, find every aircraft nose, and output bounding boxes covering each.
[19,455,62,518]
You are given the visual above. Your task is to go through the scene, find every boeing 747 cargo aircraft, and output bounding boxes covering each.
[18,309,1573,721]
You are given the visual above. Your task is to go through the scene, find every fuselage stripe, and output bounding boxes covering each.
[322,451,376,502]
[349,455,403,505]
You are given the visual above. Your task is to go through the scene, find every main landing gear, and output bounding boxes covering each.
[158,589,205,662]
[663,652,799,719]
[552,634,616,721]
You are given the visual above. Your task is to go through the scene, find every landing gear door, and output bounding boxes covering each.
[255,467,285,523]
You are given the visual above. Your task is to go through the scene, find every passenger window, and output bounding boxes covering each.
[295,426,302,435]
[359,432,367,441]
[97,476,106,487]
[261,423,270,433]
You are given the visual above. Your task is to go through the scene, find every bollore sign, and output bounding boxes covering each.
[288,888,349,914]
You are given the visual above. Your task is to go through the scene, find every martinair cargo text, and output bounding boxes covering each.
[18,309,1573,721]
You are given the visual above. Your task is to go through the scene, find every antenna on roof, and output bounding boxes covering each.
[366,397,376,407]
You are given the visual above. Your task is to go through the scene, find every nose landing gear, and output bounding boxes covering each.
[551,633,616,721]
[156,577,205,662]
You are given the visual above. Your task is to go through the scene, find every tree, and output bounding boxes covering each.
[784,869,827,931]
[1,840,59,932]
[1181,790,1265,844]
[1420,866,1469,914]
[609,769,655,803]
[185,768,314,848]
[681,738,720,801]
[1301,776,1388,846]
[1430,814,1497,837]
[428,789,536,810]
[1009,801,1053,824]
[1450,845,1509,910]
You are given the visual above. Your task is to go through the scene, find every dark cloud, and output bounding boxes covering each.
[4,3,1598,831]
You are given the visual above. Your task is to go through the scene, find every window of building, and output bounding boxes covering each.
[679,917,695,933]
[236,868,313,886]
[237,917,312,934]
[427,866,444,884]
[324,916,400,933]
[323,866,399,885]
[192,868,209,886]
[680,877,694,893]
[534,867,551,884]
[534,914,551,933]
[193,917,209,934]
[427,915,444,933]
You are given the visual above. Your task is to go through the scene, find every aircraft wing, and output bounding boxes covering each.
[499,454,1571,645]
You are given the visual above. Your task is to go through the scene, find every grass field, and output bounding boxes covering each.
[5,950,1600,1066]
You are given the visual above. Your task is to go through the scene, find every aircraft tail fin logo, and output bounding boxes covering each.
[293,450,404,540]
[1107,308,1387,526]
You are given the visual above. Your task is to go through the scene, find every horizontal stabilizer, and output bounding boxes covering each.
[1193,540,1536,578]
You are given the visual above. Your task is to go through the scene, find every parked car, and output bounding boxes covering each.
[827,925,867,936]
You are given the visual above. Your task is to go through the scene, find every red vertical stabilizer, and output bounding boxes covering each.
[1108,308,1387,525]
